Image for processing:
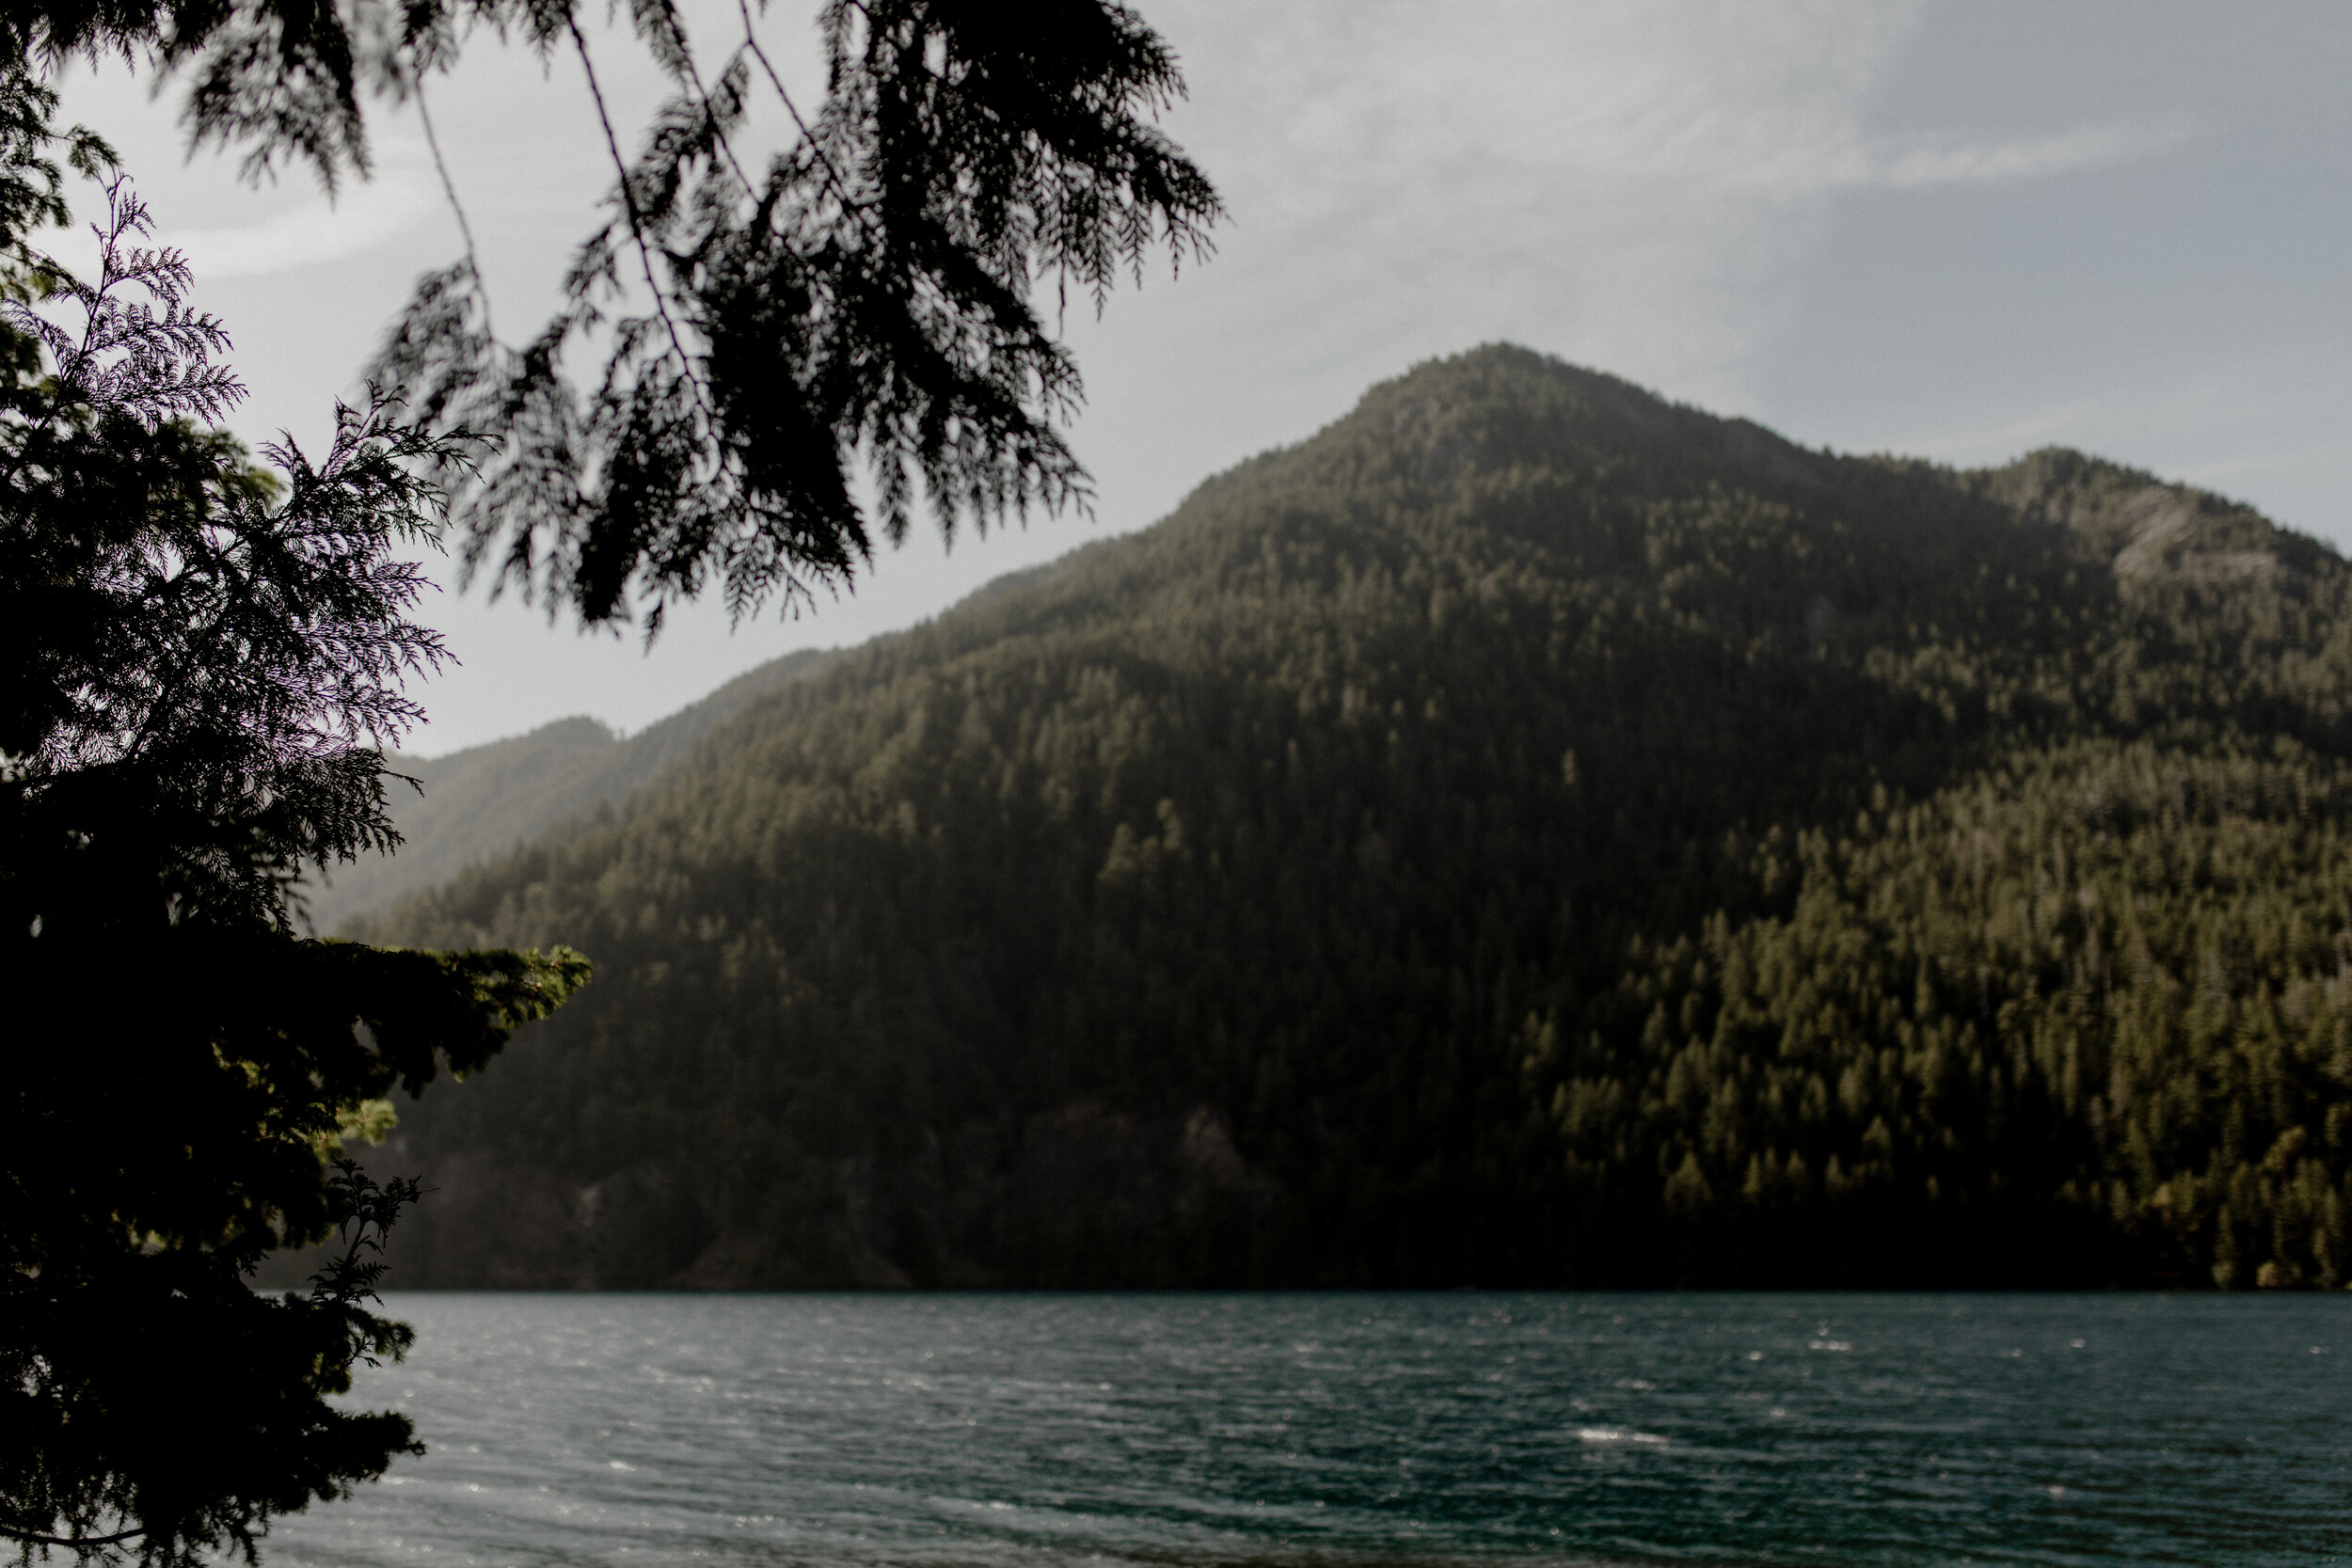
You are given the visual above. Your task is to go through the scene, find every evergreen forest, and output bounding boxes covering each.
[354,345,2352,1290]
[305,650,837,931]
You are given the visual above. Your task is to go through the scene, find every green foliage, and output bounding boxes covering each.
[10,0,1222,628]
[309,649,839,932]
[1545,739,2352,1286]
[0,77,589,1567]
[2,924,587,1563]
[366,344,2352,1290]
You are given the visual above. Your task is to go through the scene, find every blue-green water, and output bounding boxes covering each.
[268,1293,2348,1568]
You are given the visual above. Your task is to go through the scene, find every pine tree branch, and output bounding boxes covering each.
[566,14,715,430]
[0,1524,149,1549]
[409,68,490,343]
[735,0,874,242]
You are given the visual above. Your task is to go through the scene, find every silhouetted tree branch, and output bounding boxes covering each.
[7,0,1224,633]
[0,71,589,1568]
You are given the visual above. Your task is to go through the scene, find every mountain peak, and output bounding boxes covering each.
[347,351,2352,1293]
[1981,445,2325,582]
[1193,345,1837,522]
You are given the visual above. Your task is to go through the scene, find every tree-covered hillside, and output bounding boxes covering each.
[358,345,2352,1289]
[307,649,837,930]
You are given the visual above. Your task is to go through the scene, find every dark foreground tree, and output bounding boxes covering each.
[0,4,1215,1556]
[8,0,1224,629]
[0,77,586,1566]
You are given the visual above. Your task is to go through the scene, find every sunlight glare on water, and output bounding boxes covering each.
[261,1292,2349,1568]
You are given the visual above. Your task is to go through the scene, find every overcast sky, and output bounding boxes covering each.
[52,0,2351,756]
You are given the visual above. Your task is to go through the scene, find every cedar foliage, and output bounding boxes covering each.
[8,0,1223,628]
[0,80,588,1567]
[364,345,2352,1289]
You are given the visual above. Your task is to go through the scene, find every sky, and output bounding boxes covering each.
[48,0,2352,756]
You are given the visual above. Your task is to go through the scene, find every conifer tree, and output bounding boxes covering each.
[2,3,1218,1556]
[0,71,586,1567]
[5,0,1224,629]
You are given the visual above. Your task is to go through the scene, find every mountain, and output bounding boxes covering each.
[352,345,2352,1291]
[304,648,839,931]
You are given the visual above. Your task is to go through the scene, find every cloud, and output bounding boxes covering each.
[1127,0,2191,417]
[1867,124,2189,189]
[156,161,432,279]
[1191,1,2180,197]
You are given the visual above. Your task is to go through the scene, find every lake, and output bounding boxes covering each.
[263,1292,2348,1568]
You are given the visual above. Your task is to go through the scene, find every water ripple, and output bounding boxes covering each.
[261,1292,2350,1568]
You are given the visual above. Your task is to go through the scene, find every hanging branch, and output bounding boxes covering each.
[8,0,1223,634]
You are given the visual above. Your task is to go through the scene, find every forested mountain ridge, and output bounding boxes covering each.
[357,344,2352,1289]
[306,647,840,930]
